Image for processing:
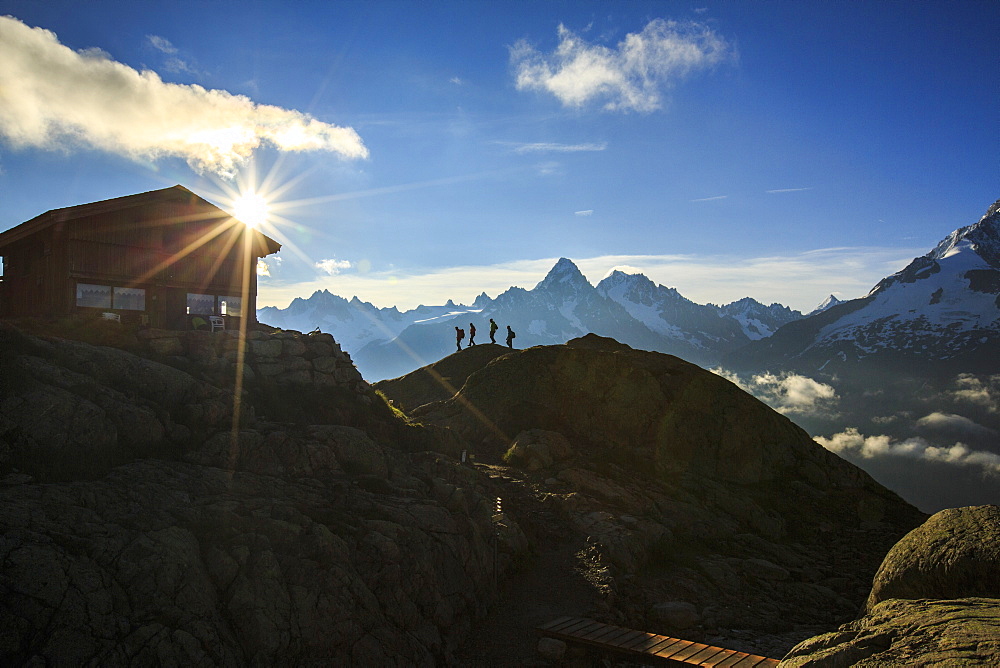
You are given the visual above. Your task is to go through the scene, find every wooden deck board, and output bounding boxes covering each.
[535,617,780,666]
[536,615,574,632]
[608,629,650,649]
[688,646,728,665]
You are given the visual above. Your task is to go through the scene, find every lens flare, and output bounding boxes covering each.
[232,190,269,229]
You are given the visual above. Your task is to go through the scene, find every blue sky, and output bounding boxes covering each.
[0,0,996,312]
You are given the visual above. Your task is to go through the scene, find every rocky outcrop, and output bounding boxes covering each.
[379,334,927,656]
[780,598,1000,667]
[406,334,884,489]
[0,322,527,664]
[781,505,1000,666]
[137,327,370,396]
[504,429,574,471]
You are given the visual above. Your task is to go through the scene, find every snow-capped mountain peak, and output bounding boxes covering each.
[929,198,1000,265]
[809,295,845,316]
[728,199,1000,374]
[535,257,592,293]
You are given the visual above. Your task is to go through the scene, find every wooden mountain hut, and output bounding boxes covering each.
[0,185,281,330]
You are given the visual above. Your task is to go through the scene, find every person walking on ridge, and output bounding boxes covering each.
[469,322,477,346]
[455,326,464,351]
[505,325,515,349]
[489,318,498,344]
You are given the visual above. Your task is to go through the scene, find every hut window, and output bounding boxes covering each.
[186,293,215,315]
[76,283,147,310]
[113,287,146,311]
[218,295,242,316]
[76,283,112,308]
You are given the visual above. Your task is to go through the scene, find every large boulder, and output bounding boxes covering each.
[781,505,1000,666]
[865,504,1000,612]
[780,598,1000,667]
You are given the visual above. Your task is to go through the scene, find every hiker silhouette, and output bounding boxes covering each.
[469,322,476,345]
[505,325,516,349]
[455,326,464,351]
[489,318,498,343]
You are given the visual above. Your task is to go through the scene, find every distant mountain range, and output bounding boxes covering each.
[258,199,1000,383]
[259,258,808,381]
[726,199,1000,377]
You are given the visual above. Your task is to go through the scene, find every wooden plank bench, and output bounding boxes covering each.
[537,616,781,666]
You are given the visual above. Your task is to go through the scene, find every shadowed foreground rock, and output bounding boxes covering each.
[780,505,1000,666]
[0,324,526,664]
[0,324,938,663]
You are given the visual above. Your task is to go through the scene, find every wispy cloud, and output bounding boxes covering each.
[258,247,922,313]
[690,195,727,202]
[315,258,352,276]
[510,18,733,113]
[450,76,464,85]
[495,141,608,154]
[767,187,813,194]
[575,210,594,216]
[816,428,1000,477]
[146,35,202,76]
[146,35,177,55]
[0,17,368,177]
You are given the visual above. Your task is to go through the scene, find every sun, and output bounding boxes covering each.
[232,190,270,229]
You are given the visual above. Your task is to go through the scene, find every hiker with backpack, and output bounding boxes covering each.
[505,325,516,349]
[455,326,465,351]
[489,318,498,344]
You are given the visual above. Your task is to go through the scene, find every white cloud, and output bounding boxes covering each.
[0,17,368,178]
[315,258,352,276]
[816,428,923,459]
[924,443,1000,472]
[714,369,839,417]
[816,428,1000,476]
[575,210,594,216]
[256,258,271,277]
[916,412,997,437]
[511,19,733,113]
[949,373,1000,412]
[766,187,812,194]
[496,141,608,154]
[450,77,464,85]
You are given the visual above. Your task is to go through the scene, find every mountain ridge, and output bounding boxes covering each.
[259,258,804,381]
